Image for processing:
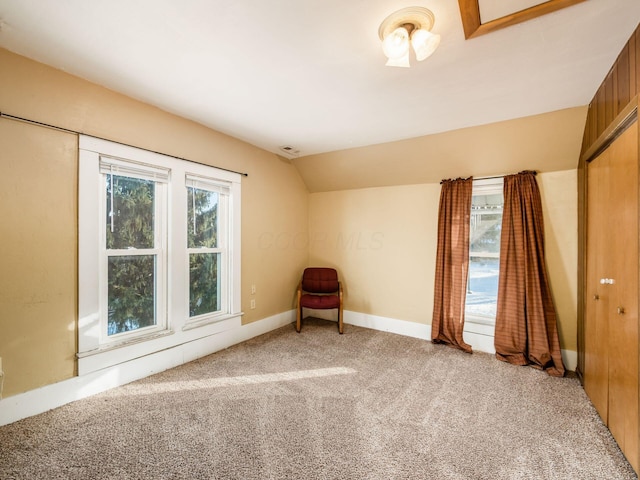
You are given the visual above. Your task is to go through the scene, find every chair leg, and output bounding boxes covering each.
[338,307,343,334]
[296,306,301,333]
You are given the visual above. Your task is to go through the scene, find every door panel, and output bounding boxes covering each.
[607,122,638,471]
[584,120,638,473]
[584,143,610,422]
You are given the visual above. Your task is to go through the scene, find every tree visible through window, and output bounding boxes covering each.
[187,186,221,317]
[79,136,242,373]
[106,174,159,336]
[465,180,503,322]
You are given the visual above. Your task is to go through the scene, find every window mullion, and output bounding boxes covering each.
[469,252,500,258]
[187,247,222,254]
[106,248,162,256]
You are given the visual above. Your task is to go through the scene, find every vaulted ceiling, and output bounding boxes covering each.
[0,0,639,160]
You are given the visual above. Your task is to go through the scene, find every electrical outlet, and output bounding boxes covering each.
[250,299,256,309]
[251,284,256,294]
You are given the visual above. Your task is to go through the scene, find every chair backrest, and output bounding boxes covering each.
[302,267,339,293]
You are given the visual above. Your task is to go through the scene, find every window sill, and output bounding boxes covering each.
[182,311,245,332]
[77,329,176,359]
[77,313,243,376]
[464,316,496,337]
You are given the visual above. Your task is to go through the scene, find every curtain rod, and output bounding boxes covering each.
[474,174,504,180]
[441,171,537,184]
[476,171,537,180]
[0,111,249,177]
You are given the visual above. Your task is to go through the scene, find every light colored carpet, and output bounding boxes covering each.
[0,318,636,479]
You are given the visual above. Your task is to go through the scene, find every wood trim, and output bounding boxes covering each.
[581,26,640,156]
[580,96,638,164]
[458,0,586,40]
[577,96,639,385]
[578,25,640,395]
[576,156,585,384]
[637,96,640,477]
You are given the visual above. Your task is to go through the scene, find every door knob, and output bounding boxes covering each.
[617,306,625,315]
[593,294,599,300]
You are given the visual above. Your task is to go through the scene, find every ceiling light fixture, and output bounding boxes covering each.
[378,6,441,68]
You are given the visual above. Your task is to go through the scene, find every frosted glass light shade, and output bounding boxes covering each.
[378,7,439,67]
[385,51,410,68]
[411,28,441,61]
[382,27,410,60]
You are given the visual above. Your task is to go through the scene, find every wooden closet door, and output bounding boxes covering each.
[584,120,638,472]
[607,122,638,471]
[584,140,611,422]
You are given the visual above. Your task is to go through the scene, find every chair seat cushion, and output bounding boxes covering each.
[300,293,340,309]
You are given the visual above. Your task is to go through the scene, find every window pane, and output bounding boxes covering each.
[466,190,503,320]
[469,193,502,254]
[189,253,220,317]
[106,175,155,249]
[108,255,156,335]
[187,187,218,248]
[466,257,500,318]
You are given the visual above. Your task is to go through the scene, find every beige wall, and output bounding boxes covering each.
[0,46,582,398]
[308,169,578,352]
[294,107,587,193]
[308,184,440,323]
[0,120,78,395]
[538,170,578,352]
[0,48,309,397]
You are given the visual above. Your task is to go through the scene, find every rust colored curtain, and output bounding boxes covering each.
[432,177,473,353]
[495,171,565,376]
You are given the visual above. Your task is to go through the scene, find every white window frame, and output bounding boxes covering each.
[465,177,503,334]
[78,136,242,375]
[184,174,231,327]
[99,156,169,344]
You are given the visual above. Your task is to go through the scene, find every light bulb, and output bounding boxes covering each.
[382,27,410,60]
[411,28,441,61]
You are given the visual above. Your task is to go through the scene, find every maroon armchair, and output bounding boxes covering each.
[296,267,343,334]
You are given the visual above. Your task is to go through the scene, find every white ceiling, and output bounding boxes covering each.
[0,1,639,158]
[479,0,548,23]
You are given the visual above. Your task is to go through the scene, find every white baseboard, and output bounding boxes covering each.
[0,310,295,427]
[343,310,577,372]
[302,308,338,321]
[561,349,578,373]
[344,310,429,339]
[0,308,578,426]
